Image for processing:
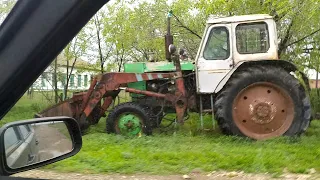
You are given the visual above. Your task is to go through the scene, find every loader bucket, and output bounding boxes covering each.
[35,99,76,119]
[35,91,104,132]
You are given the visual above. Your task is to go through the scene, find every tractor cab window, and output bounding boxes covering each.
[236,22,269,54]
[203,26,230,60]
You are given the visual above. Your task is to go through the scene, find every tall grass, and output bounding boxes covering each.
[2,92,320,175]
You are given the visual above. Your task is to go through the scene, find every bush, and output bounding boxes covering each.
[309,89,320,118]
[30,103,42,112]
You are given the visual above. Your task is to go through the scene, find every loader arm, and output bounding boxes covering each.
[79,73,174,128]
[38,71,188,132]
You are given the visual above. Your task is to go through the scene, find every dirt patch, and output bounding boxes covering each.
[12,170,320,180]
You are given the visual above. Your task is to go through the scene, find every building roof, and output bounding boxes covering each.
[207,14,273,24]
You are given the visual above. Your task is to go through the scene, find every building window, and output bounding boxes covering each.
[236,22,270,54]
[61,74,67,86]
[203,26,230,60]
[84,75,88,86]
[41,77,45,87]
[70,74,75,87]
[41,73,48,87]
[78,75,82,87]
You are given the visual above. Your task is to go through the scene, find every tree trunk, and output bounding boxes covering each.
[317,65,319,96]
[54,58,59,103]
[64,59,69,100]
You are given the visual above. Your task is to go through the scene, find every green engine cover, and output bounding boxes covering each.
[124,61,195,98]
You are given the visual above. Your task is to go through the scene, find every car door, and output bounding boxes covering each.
[4,126,31,169]
[196,24,233,93]
[18,125,39,165]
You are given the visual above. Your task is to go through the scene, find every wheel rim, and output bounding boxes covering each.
[232,82,294,140]
[115,113,143,136]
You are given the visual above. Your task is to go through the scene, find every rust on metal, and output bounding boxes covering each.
[38,99,75,118]
[81,77,97,111]
[99,96,113,117]
[232,82,294,140]
[174,71,187,123]
[124,87,166,99]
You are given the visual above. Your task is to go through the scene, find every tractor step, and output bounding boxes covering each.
[199,94,216,130]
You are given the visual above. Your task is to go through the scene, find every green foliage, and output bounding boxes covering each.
[309,89,320,116]
[0,0,16,22]
[82,0,320,73]
[30,103,42,112]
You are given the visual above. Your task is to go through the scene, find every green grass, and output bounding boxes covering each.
[2,92,320,175]
[0,93,54,127]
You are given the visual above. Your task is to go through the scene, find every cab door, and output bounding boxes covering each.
[196,24,233,93]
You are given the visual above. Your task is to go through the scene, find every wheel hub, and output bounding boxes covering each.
[250,101,276,124]
[232,82,294,140]
[125,121,134,128]
[117,114,142,136]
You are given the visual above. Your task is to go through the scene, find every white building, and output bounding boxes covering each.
[32,55,100,91]
[306,69,320,89]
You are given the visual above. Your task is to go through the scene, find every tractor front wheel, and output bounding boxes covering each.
[214,65,311,140]
[106,102,152,136]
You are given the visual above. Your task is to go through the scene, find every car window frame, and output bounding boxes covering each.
[5,127,23,157]
[17,125,31,140]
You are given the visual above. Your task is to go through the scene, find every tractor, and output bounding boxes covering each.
[36,13,312,140]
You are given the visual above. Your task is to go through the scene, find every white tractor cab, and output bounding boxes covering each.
[196,14,278,93]
[193,14,311,139]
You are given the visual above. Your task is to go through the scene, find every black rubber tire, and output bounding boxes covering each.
[214,65,311,139]
[106,102,152,135]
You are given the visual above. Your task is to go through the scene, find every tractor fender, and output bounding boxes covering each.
[214,60,311,93]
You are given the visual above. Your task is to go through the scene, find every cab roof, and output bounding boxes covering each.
[207,14,273,24]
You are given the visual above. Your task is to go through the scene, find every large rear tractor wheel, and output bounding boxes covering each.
[106,102,152,136]
[214,65,311,140]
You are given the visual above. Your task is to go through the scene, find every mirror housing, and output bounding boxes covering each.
[0,117,82,176]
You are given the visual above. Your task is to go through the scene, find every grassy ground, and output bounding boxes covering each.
[2,93,320,176]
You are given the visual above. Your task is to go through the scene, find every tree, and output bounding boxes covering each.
[85,0,320,75]
[0,0,16,23]
[86,7,113,73]
[196,0,320,59]
[63,29,89,99]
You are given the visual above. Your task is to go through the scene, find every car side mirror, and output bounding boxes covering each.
[0,117,82,176]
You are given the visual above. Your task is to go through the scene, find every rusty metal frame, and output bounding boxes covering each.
[78,72,189,125]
